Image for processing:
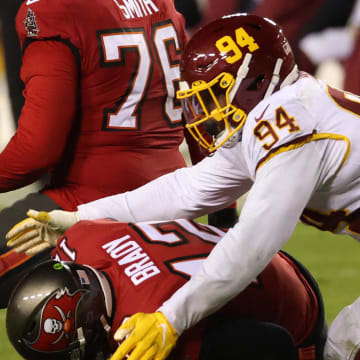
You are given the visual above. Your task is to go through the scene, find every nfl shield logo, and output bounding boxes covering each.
[24,8,40,37]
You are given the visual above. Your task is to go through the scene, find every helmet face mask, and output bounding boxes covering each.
[178,72,247,151]
[6,260,112,360]
[177,13,298,152]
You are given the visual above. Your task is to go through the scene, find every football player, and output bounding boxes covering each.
[6,219,326,360]
[9,13,358,360]
[0,0,199,308]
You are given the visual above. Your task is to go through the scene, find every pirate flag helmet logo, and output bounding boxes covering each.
[28,287,87,352]
[6,260,112,360]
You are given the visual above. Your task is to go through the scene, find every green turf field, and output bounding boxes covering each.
[0,222,359,359]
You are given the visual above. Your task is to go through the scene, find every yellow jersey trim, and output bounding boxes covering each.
[256,133,351,174]
[326,85,360,118]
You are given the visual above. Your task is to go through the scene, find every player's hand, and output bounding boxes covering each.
[6,209,80,255]
[110,312,178,360]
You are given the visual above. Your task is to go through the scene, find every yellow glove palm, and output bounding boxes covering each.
[111,312,178,360]
[6,209,79,255]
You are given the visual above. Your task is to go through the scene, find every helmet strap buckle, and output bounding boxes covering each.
[70,348,81,360]
[68,327,86,360]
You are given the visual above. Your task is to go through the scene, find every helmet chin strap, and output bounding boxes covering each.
[229,53,252,102]
[69,266,112,360]
[264,58,283,98]
[280,64,299,89]
[77,327,86,353]
[68,328,86,360]
[264,61,299,98]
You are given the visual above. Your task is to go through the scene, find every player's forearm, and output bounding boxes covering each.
[0,135,50,192]
[0,41,78,192]
[78,167,212,222]
[0,162,43,192]
[0,117,73,192]
[78,150,251,222]
[126,146,253,221]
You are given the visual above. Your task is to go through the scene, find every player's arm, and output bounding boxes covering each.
[156,142,323,334]
[158,136,350,337]
[6,146,251,254]
[77,145,252,222]
[0,40,78,191]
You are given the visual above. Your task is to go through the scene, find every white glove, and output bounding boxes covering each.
[6,209,80,255]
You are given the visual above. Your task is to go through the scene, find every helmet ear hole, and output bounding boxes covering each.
[27,321,37,336]
[247,74,265,91]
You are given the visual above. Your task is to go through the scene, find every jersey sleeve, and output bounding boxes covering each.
[77,145,252,222]
[16,0,79,49]
[0,40,78,192]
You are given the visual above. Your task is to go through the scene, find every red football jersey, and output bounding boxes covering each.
[53,219,319,359]
[0,0,188,208]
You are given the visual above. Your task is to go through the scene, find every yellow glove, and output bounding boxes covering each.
[110,312,178,360]
[6,209,80,255]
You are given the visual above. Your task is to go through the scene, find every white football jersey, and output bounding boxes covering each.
[78,73,360,335]
[242,72,360,240]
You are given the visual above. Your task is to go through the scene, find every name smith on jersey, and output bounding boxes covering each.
[114,0,159,19]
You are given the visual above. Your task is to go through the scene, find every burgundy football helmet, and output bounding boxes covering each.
[6,260,113,360]
[177,13,298,151]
